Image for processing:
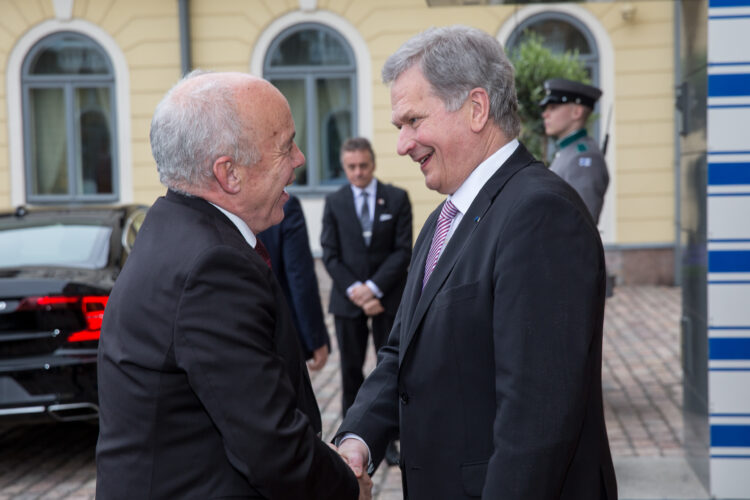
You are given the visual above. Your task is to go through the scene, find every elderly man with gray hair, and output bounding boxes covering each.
[96,71,367,499]
[334,25,617,500]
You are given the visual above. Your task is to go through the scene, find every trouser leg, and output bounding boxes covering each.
[334,315,369,416]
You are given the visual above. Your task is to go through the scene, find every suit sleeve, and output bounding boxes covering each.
[334,305,404,466]
[280,197,330,353]
[369,189,413,294]
[321,195,360,292]
[484,190,605,498]
[173,246,357,500]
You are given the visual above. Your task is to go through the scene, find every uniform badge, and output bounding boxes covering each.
[579,157,592,167]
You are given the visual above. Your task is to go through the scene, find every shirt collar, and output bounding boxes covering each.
[350,178,377,198]
[448,138,519,215]
[557,128,588,149]
[209,202,257,248]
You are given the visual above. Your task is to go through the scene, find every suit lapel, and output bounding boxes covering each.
[371,181,387,242]
[399,144,538,362]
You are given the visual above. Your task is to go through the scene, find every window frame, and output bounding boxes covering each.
[21,31,119,204]
[506,11,600,88]
[264,23,358,192]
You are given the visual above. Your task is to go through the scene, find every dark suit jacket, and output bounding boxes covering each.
[96,190,357,499]
[321,180,412,318]
[258,195,330,359]
[337,144,617,500]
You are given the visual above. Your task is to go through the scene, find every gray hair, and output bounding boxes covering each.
[382,25,520,138]
[150,69,260,193]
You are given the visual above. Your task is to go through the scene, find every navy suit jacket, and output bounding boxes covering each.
[337,144,617,500]
[97,190,357,499]
[258,195,330,359]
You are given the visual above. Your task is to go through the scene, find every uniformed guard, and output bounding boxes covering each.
[540,78,609,224]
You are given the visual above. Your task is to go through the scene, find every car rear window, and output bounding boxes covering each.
[0,224,112,269]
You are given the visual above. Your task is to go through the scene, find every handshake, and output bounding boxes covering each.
[329,438,373,500]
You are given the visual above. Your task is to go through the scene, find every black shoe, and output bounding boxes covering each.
[385,441,399,466]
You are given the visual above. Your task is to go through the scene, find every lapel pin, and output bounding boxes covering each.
[474,216,481,222]
[377,198,385,206]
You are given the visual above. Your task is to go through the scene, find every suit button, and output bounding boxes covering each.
[400,392,409,405]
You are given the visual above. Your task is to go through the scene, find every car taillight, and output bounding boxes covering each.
[18,295,109,342]
[68,296,108,342]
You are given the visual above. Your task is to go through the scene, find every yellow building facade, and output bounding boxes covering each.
[0,0,676,283]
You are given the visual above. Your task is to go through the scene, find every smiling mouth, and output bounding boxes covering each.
[417,153,433,167]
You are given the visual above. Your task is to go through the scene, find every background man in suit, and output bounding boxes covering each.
[258,194,330,370]
[541,78,609,224]
[96,70,368,499]
[335,26,617,499]
[321,137,412,465]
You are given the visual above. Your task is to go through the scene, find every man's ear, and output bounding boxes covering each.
[468,87,490,133]
[212,156,241,194]
[572,104,586,122]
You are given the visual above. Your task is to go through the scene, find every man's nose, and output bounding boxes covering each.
[396,127,415,157]
[292,143,305,169]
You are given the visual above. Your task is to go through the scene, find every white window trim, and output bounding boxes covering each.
[250,9,372,141]
[497,4,616,244]
[7,19,132,207]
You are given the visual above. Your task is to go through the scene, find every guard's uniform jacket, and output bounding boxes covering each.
[549,128,609,224]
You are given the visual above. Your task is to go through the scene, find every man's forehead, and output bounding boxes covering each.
[342,149,373,162]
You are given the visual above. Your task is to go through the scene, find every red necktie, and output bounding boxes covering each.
[423,200,458,288]
[254,239,272,269]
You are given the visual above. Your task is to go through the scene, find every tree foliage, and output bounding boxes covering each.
[509,32,590,162]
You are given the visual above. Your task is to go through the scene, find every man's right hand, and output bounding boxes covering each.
[348,283,376,307]
[356,470,373,500]
[362,298,385,317]
[337,439,372,499]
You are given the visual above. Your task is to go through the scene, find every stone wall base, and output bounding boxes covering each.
[605,246,676,286]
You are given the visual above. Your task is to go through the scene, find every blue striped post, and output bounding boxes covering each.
[708,0,750,496]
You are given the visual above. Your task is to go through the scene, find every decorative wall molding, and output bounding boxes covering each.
[52,0,74,20]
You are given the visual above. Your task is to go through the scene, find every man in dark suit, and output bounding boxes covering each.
[96,71,367,499]
[335,26,617,499]
[321,137,412,464]
[258,195,330,371]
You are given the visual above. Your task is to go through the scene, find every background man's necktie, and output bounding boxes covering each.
[360,191,372,246]
[254,239,272,268]
[422,199,458,288]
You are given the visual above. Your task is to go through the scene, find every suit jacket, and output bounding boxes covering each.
[96,190,357,499]
[321,180,412,318]
[258,195,330,359]
[337,144,617,500]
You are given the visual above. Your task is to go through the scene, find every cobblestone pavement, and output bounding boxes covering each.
[602,286,684,459]
[0,285,687,498]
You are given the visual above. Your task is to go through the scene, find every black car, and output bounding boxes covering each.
[0,204,147,424]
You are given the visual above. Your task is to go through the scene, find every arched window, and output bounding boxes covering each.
[264,23,357,189]
[22,32,118,203]
[506,12,601,142]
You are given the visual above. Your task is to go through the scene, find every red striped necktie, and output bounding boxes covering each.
[254,239,272,269]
